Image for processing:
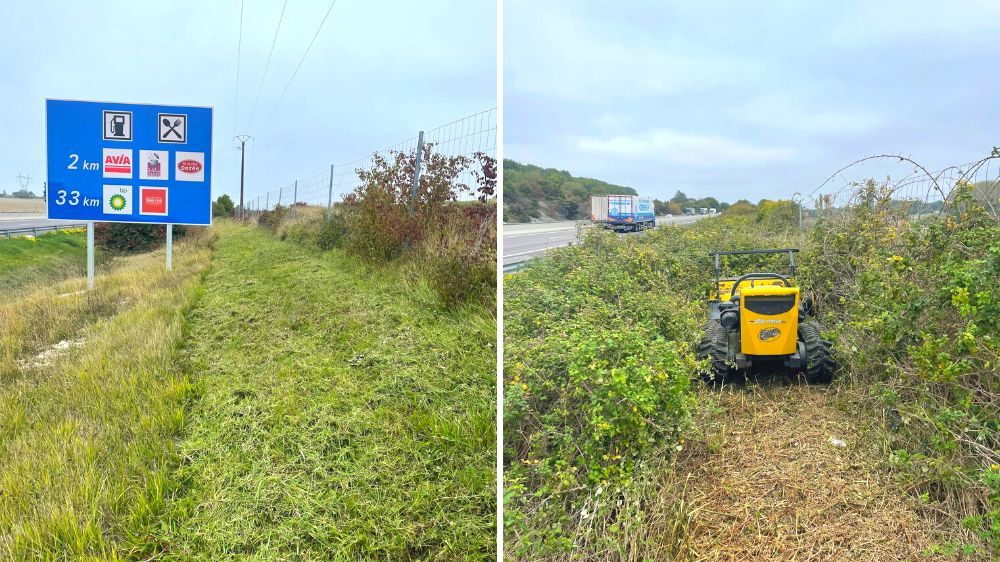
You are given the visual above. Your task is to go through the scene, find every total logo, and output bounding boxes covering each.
[140,186,168,216]
[175,151,205,182]
[103,148,133,179]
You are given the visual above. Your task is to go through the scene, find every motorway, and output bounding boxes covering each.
[503,214,708,266]
[0,213,80,232]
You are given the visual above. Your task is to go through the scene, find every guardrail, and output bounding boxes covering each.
[1,223,87,239]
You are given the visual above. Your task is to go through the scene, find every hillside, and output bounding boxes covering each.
[503,160,637,222]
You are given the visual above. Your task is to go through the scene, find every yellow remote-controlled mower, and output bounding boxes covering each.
[697,248,835,383]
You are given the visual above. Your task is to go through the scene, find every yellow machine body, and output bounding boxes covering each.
[738,285,799,356]
[711,277,794,302]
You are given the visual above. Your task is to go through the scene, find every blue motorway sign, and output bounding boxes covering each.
[46,99,213,225]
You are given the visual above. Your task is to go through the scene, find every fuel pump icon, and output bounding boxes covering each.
[103,110,131,141]
[110,115,126,137]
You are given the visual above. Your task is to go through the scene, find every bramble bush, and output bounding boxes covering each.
[256,146,497,308]
[806,182,998,556]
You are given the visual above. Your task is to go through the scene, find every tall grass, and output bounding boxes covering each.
[0,229,215,559]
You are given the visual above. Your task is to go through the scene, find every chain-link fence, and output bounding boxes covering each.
[242,108,497,220]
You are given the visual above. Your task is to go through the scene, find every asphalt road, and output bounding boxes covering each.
[503,214,709,265]
[0,213,80,232]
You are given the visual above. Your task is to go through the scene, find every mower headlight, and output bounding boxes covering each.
[759,328,781,341]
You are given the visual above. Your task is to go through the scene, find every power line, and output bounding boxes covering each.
[232,0,245,138]
[256,0,339,137]
[246,0,289,131]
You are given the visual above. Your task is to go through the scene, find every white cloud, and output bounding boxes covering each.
[504,2,751,102]
[735,93,884,134]
[575,129,793,166]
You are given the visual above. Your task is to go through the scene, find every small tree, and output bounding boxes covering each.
[212,194,235,217]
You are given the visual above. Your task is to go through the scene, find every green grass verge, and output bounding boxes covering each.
[155,223,496,560]
[0,231,214,559]
[0,229,90,291]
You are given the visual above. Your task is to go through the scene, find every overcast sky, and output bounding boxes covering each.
[504,0,1000,203]
[0,0,495,202]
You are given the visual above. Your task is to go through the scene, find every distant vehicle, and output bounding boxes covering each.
[685,207,696,216]
[699,207,708,215]
[709,208,717,214]
[591,195,656,232]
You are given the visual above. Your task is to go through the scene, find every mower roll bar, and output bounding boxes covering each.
[711,249,799,299]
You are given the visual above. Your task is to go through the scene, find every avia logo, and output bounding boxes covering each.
[752,319,784,324]
[104,154,132,174]
[178,159,202,174]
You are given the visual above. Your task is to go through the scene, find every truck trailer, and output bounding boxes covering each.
[591,195,656,232]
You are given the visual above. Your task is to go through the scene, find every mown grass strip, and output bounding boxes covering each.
[0,231,214,559]
[155,223,496,560]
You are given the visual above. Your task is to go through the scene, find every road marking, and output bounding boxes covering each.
[503,241,574,259]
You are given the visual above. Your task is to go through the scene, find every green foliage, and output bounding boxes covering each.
[504,228,720,558]
[806,182,998,556]
[316,211,347,250]
[421,206,497,308]
[212,194,235,217]
[94,223,190,254]
[503,160,637,222]
[257,204,289,233]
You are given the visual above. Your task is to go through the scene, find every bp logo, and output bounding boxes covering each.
[109,193,127,211]
[102,185,132,214]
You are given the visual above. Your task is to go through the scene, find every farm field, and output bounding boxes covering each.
[0,221,497,560]
[503,189,998,561]
[0,198,45,213]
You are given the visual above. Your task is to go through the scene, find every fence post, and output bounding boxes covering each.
[265,192,269,211]
[326,164,334,221]
[278,187,283,208]
[409,130,425,217]
[292,180,298,221]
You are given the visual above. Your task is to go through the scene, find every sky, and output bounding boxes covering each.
[0,0,496,204]
[504,0,1000,204]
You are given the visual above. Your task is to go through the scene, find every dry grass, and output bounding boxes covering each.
[664,382,970,562]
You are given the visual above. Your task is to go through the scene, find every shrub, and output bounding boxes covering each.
[342,145,494,261]
[257,204,288,233]
[421,205,496,307]
[316,212,347,250]
[94,223,190,254]
[807,181,998,556]
[504,230,700,557]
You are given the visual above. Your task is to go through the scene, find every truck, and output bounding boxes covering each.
[685,207,696,216]
[699,207,708,215]
[591,195,656,232]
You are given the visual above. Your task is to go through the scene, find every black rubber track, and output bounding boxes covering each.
[698,320,734,383]
[798,320,836,384]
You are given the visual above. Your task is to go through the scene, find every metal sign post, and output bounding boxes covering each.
[86,221,94,289]
[166,224,173,271]
[45,99,213,287]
